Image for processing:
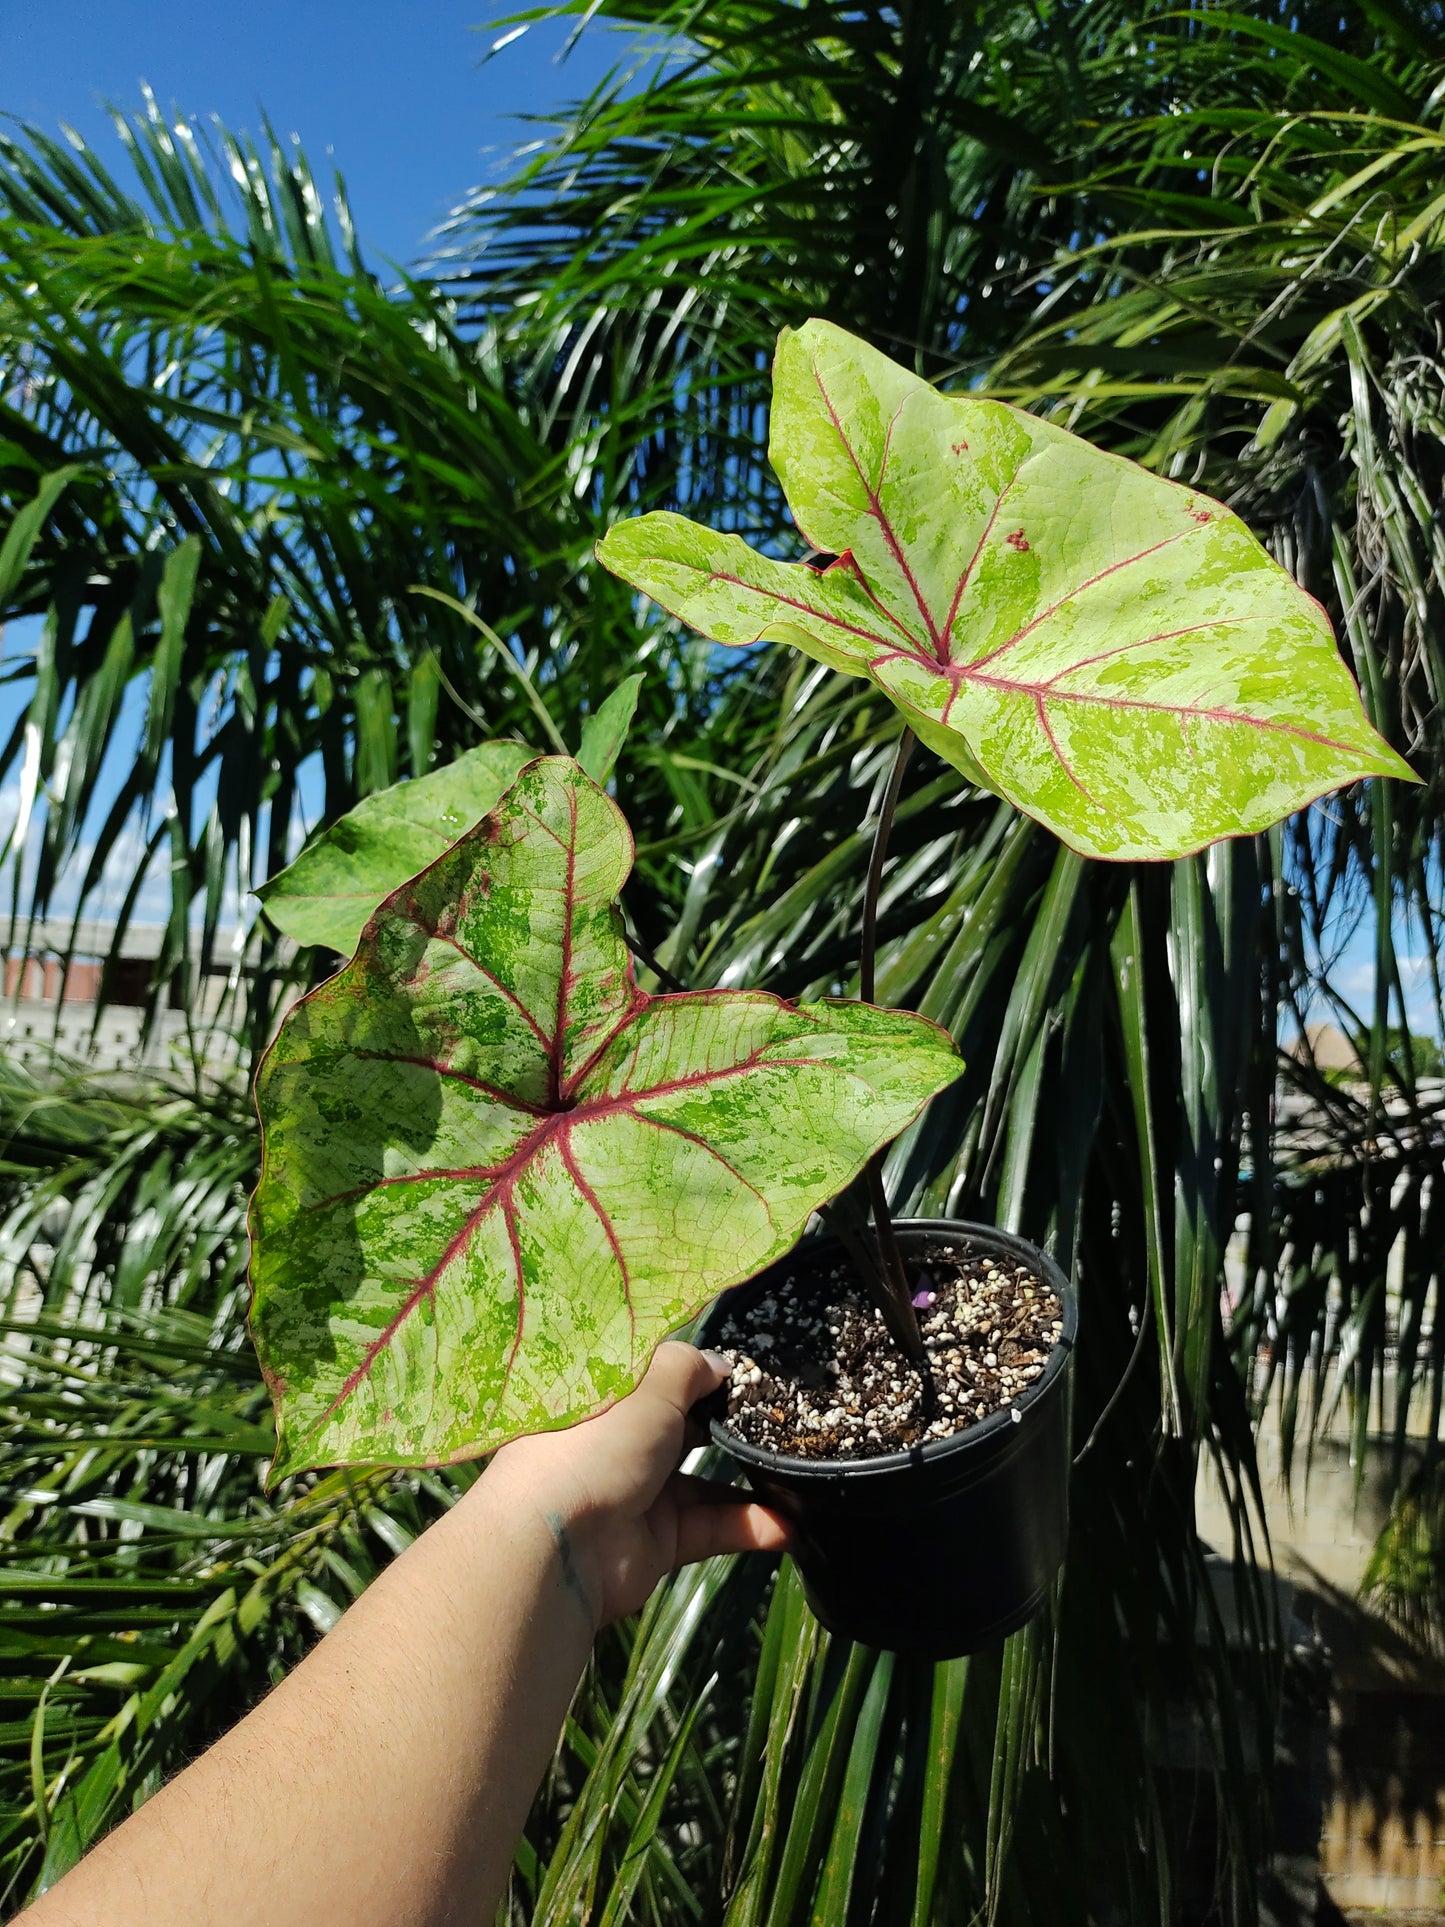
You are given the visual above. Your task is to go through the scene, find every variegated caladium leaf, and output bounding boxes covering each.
[597,320,1415,860]
[249,756,961,1474]
[255,741,535,954]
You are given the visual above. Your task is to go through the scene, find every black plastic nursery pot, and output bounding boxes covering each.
[696,1219,1078,1662]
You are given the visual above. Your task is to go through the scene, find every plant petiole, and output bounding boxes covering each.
[858,727,927,1371]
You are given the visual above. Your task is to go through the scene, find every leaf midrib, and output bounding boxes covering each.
[806,368,948,661]
[305,1044,825,1218]
[292,1040,825,1450]
[689,483,1340,746]
[774,370,1349,747]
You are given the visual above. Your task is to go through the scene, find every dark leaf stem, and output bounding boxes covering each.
[865,1154,929,1370]
[860,729,915,1006]
[819,1179,927,1369]
[858,728,925,1366]
[622,913,688,993]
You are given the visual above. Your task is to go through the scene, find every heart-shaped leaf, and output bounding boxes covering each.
[255,741,535,954]
[249,756,961,1473]
[597,320,1414,860]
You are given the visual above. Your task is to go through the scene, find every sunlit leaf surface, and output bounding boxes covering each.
[256,742,536,954]
[250,757,961,1472]
[600,320,1413,860]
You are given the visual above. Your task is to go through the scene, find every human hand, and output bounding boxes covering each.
[480,1344,793,1631]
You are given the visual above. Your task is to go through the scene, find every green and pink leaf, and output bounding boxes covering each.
[249,757,962,1474]
[597,320,1415,860]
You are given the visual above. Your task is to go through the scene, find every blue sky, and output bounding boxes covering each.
[0,1,617,267]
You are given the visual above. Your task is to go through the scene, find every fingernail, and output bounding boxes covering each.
[701,1349,733,1375]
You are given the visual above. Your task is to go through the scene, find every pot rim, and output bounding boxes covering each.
[703,1216,1077,1481]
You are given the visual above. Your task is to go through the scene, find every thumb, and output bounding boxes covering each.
[634,1340,732,1422]
[586,1342,732,1503]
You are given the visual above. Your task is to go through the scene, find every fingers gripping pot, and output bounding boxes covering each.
[696,1221,1077,1661]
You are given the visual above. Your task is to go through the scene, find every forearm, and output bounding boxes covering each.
[23,1474,592,1927]
[20,1345,783,1926]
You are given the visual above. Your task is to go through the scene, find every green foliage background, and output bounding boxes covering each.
[2,2,1444,1919]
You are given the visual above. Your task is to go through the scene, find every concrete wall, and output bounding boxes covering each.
[1199,1422,1445,1917]
[1,923,245,1073]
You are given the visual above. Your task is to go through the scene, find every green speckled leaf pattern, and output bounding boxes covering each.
[255,741,535,953]
[597,319,1415,860]
[249,756,961,1474]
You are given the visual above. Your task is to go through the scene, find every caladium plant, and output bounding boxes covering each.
[597,320,1413,860]
[249,318,1413,1478]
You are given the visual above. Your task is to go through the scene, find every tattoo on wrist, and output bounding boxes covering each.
[544,1511,596,1627]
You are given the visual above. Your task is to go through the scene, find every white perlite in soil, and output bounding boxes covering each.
[713,1240,1063,1460]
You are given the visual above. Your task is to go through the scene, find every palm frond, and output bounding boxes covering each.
[0,99,729,1056]
[990,21,1445,1483]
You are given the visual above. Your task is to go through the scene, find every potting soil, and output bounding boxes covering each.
[713,1239,1063,1460]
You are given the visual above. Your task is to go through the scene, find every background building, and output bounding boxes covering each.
[1,919,246,1071]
